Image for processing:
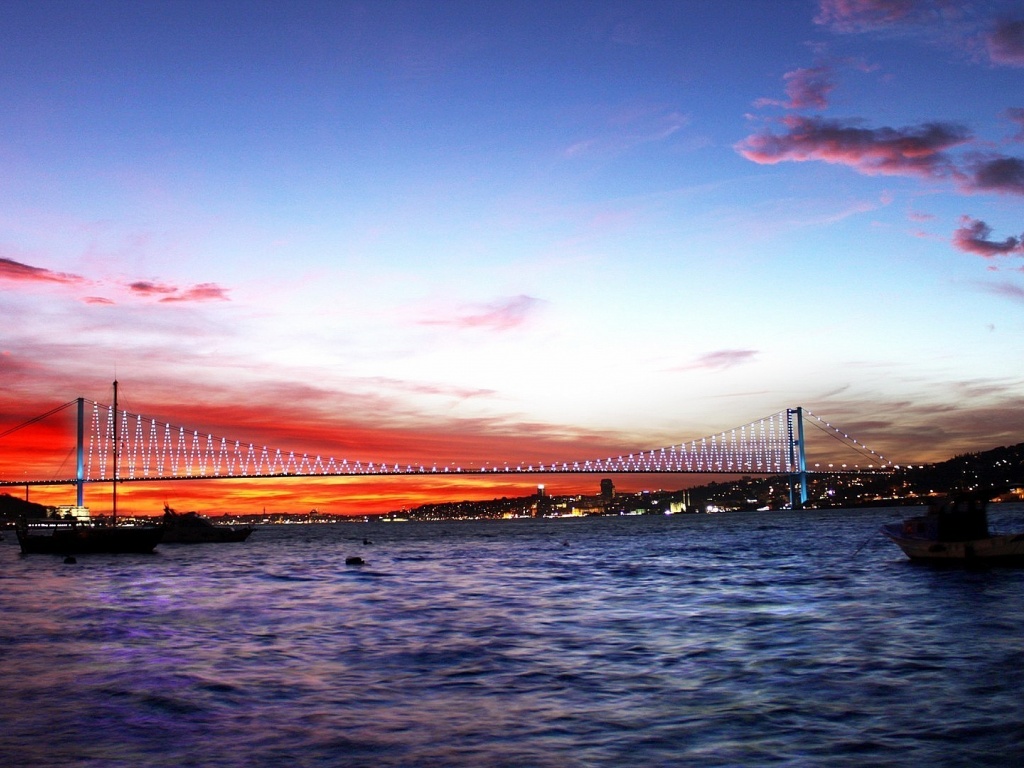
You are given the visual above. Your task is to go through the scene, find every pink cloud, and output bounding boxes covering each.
[159,283,231,303]
[816,3,1024,72]
[754,66,836,111]
[736,116,970,179]
[986,18,1024,67]
[361,377,495,401]
[962,155,1024,196]
[978,281,1024,303]
[420,295,542,331]
[564,106,689,159]
[129,280,177,297]
[952,216,1023,257]
[129,280,230,302]
[84,296,115,305]
[783,66,836,110]
[675,349,759,371]
[0,257,84,285]
[814,0,920,32]
[1005,108,1024,142]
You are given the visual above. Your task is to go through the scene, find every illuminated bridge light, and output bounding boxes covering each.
[24,402,892,487]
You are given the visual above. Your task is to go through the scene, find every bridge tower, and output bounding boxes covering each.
[76,397,85,507]
[787,407,808,509]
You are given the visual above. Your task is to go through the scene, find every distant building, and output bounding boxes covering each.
[56,505,91,521]
[569,496,606,516]
[533,485,553,517]
[600,478,614,500]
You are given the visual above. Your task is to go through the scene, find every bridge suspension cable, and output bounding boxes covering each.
[0,400,77,440]
[802,409,890,467]
[1,397,891,491]
[72,402,816,481]
[556,410,801,475]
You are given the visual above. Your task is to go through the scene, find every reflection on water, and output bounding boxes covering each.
[2,507,1023,766]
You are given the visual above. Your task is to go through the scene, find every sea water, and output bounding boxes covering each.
[1,506,1023,767]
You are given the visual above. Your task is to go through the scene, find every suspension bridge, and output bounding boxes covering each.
[1,393,893,510]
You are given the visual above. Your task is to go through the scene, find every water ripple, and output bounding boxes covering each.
[2,506,1023,766]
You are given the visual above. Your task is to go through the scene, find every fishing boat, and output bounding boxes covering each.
[16,380,162,555]
[161,504,253,543]
[881,491,1024,564]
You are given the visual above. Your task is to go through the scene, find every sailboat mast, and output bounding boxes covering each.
[112,379,118,525]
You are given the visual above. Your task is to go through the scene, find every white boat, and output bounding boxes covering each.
[881,492,1024,564]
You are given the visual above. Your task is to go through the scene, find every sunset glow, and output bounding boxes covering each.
[2,0,1023,515]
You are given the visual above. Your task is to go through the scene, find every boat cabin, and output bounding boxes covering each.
[903,493,990,542]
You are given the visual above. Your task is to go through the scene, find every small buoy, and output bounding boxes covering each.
[64,555,77,564]
[345,556,365,566]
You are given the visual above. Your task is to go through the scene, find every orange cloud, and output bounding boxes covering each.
[419,294,542,331]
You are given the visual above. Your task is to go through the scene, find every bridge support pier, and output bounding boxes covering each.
[76,397,84,508]
[787,407,808,509]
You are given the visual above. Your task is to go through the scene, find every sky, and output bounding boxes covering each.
[1,0,1023,516]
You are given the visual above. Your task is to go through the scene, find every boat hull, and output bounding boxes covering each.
[881,524,1024,564]
[160,506,253,543]
[16,522,163,555]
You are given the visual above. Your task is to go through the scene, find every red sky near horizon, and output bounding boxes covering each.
[2,384,924,517]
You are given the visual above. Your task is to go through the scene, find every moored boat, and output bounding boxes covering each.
[16,518,163,554]
[881,491,1024,564]
[15,380,162,556]
[161,505,253,543]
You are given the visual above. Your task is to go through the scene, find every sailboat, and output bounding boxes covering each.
[16,381,163,555]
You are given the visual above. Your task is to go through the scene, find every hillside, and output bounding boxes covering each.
[0,493,52,521]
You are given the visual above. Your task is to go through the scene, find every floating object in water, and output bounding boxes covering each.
[346,556,365,566]
[63,555,77,564]
[363,538,372,545]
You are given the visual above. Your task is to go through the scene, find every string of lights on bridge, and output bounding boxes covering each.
[64,401,893,483]
[803,409,891,470]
